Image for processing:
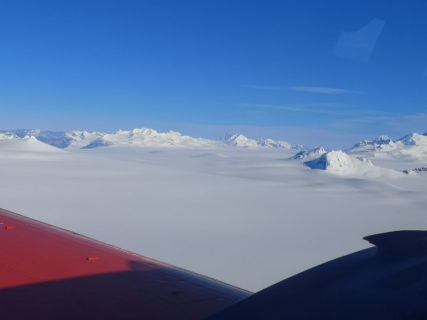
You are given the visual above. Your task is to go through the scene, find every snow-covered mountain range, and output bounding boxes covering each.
[0,129,298,150]
[0,128,426,176]
[0,134,64,155]
[83,128,218,149]
[347,132,427,163]
[350,135,395,153]
[0,129,104,149]
[224,133,295,149]
[349,133,427,153]
[286,132,427,175]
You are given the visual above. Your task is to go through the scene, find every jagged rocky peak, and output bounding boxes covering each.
[292,146,326,160]
[352,135,394,149]
[403,167,427,175]
[397,133,427,146]
[373,135,393,144]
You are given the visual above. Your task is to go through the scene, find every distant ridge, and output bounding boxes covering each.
[1,129,426,156]
[0,129,297,150]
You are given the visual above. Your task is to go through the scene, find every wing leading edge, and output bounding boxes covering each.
[0,208,250,320]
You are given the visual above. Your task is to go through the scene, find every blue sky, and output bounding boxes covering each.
[0,0,426,147]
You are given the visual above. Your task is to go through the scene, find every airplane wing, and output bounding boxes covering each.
[2,207,425,320]
[209,230,427,319]
[0,208,250,320]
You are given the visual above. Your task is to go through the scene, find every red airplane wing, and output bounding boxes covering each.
[0,208,250,319]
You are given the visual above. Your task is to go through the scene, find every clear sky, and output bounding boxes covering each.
[0,0,426,147]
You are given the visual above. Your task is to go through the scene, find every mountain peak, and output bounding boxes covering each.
[292,146,326,160]
[373,135,392,144]
[351,134,395,153]
[305,150,373,174]
[398,133,427,146]
[225,133,294,149]
[225,134,259,148]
